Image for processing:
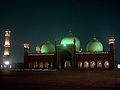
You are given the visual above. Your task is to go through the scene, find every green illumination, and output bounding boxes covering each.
[86,38,103,52]
[60,32,80,52]
[41,41,55,53]
[63,44,67,47]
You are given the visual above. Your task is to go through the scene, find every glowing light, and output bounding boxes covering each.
[5,41,10,46]
[4,61,10,65]
[24,44,29,49]
[4,65,6,68]
[1,65,3,68]
[9,65,12,69]
[104,61,109,68]
[108,37,115,44]
[117,64,120,69]
[79,48,82,52]
[106,62,109,65]
[4,52,9,55]
[5,31,11,36]
[63,44,67,47]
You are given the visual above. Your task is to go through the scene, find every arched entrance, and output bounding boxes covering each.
[60,50,72,69]
[90,61,96,69]
[104,61,109,69]
[84,61,89,69]
[97,61,102,69]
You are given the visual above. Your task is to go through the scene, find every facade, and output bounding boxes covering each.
[2,30,11,69]
[24,31,115,70]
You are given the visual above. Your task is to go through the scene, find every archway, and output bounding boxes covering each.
[84,61,89,68]
[60,50,72,69]
[104,61,109,69]
[39,62,43,68]
[34,62,38,68]
[90,61,96,68]
[44,62,49,68]
[97,61,102,69]
[29,62,33,69]
[78,62,82,69]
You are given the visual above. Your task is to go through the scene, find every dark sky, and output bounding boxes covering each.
[0,0,120,63]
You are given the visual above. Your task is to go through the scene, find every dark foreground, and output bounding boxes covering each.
[0,70,120,90]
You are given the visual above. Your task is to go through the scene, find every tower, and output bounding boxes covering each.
[24,43,29,55]
[108,36,115,69]
[24,43,29,69]
[3,30,11,66]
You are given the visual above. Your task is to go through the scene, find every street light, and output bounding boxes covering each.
[117,64,120,69]
[4,61,10,65]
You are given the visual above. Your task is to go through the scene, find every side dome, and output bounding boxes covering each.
[86,37,103,52]
[60,31,80,52]
[41,41,55,53]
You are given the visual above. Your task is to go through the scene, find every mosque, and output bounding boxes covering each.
[24,31,115,70]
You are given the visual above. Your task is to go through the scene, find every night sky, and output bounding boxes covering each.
[0,0,120,63]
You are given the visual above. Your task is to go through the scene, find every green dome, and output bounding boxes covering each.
[41,41,55,53]
[86,37,103,52]
[60,31,80,52]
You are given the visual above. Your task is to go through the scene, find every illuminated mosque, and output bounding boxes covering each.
[24,31,115,70]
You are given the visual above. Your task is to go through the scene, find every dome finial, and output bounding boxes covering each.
[67,28,73,37]
[69,28,72,33]
[93,34,95,38]
[93,34,96,40]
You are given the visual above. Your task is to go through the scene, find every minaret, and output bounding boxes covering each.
[108,36,115,69]
[24,43,29,69]
[24,43,29,55]
[73,38,76,68]
[3,30,11,65]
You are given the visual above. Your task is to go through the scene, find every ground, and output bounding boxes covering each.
[0,70,120,90]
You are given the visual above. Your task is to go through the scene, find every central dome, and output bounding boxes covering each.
[60,31,80,52]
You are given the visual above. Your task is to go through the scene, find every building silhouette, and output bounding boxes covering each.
[24,31,115,70]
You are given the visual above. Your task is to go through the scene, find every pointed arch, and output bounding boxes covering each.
[34,62,38,68]
[39,62,43,68]
[104,61,109,69]
[97,61,102,68]
[78,61,82,68]
[29,62,33,68]
[44,62,49,68]
[84,61,89,68]
[90,61,96,68]
[64,61,71,68]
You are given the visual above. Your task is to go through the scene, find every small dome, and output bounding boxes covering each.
[41,41,55,53]
[60,31,80,52]
[86,37,103,52]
